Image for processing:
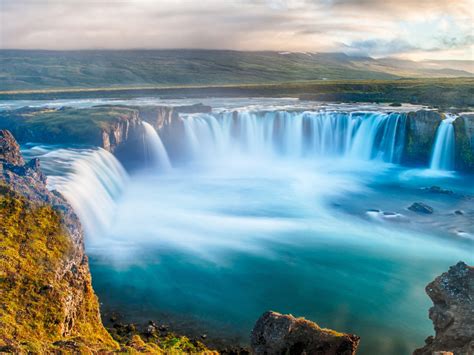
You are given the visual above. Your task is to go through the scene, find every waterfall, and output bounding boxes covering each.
[177,110,407,163]
[142,122,172,171]
[430,114,457,171]
[44,148,129,238]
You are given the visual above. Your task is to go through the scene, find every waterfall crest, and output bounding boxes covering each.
[430,114,457,171]
[177,111,407,163]
[142,122,172,171]
[45,148,129,238]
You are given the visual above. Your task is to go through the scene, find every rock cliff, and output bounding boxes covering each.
[0,106,141,153]
[137,103,212,130]
[414,262,474,355]
[0,130,118,352]
[251,311,360,355]
[403,110,443,166]
[454,114,474,171]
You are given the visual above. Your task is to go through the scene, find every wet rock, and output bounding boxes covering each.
[145,324,157,336]
[251,311,360,355]
[408,202,434,214]
[414,261,474,355]
[423,186,454,195]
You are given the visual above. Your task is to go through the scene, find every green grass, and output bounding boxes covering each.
[1,78,472,109]
[1,49,472,93]
[0,50,397,91]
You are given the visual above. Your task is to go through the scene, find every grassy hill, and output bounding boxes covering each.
[1,49,472,92]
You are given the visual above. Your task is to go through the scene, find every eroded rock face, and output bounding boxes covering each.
[251,311,360,355]
[0,130,117,352]
[0,130,24,166]
[403,110,443,166]
[414,262,474,355]
[138,104,212,130]
[454,114,474,172]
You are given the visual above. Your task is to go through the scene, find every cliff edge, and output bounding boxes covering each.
[0,130,118,352]
[414,261,474,355]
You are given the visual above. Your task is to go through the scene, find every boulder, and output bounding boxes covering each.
[423,186,454,195]
[251,311,360,355]
[408,202,434,214]
[414,262,474,355]
[0,129,24,165]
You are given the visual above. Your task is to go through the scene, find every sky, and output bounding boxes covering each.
[0,0,473,60]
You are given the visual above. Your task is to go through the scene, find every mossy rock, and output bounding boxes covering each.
[0,186,118,352]
[454,115,474,171]
[403,110,443,166]
[0,106,138,148]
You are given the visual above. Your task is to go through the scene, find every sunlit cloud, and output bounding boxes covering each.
[0,0,472,60]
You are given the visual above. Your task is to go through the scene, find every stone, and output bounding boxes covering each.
[408,202,434,214]
[0,130,25,166]
[423,186,454,195]
[251,311,360,355]
[0,130,117,351]
[414,261,474,355]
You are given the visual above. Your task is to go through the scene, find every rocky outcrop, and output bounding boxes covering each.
[251,311,360,355]
[403,110,443,166]
[137,103,212,130]
[0,130,25,166]
[0,130,117,352]
[0,106,141,153]
[408,202,434,214]
[454,114,474,171]
[414,262,474,355]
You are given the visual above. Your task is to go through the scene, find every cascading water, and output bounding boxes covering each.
[19,101,472,355]
[40,148,129,238]
[142,122,172,171]
[177,110,407,163]
[430,114,457,171]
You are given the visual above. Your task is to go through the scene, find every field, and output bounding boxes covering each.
[1,78,473,110]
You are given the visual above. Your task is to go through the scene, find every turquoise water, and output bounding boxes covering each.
[85,157,473,354]
[19,101,473,354]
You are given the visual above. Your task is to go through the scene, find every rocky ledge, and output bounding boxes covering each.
[414,261,474,355]
[251,311,360,355]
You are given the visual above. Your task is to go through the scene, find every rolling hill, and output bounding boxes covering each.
[1,49,472,92]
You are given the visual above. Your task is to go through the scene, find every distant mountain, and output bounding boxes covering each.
[0,49,472,91]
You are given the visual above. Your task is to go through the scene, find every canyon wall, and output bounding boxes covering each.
[0,130,118,352]
[403,110,442,166]
[454,114,474,171]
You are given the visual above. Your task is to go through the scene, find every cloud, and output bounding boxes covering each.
[0,0,472,60]
[343,39,417,56]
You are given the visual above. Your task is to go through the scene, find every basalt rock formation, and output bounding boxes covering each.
[403,110,443,166]
[454,114,474,171]
[137,103,212,130]
[0,129,118,352]
[251,311,360,355]
[414,262,474,355]
[0,106,141,153]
